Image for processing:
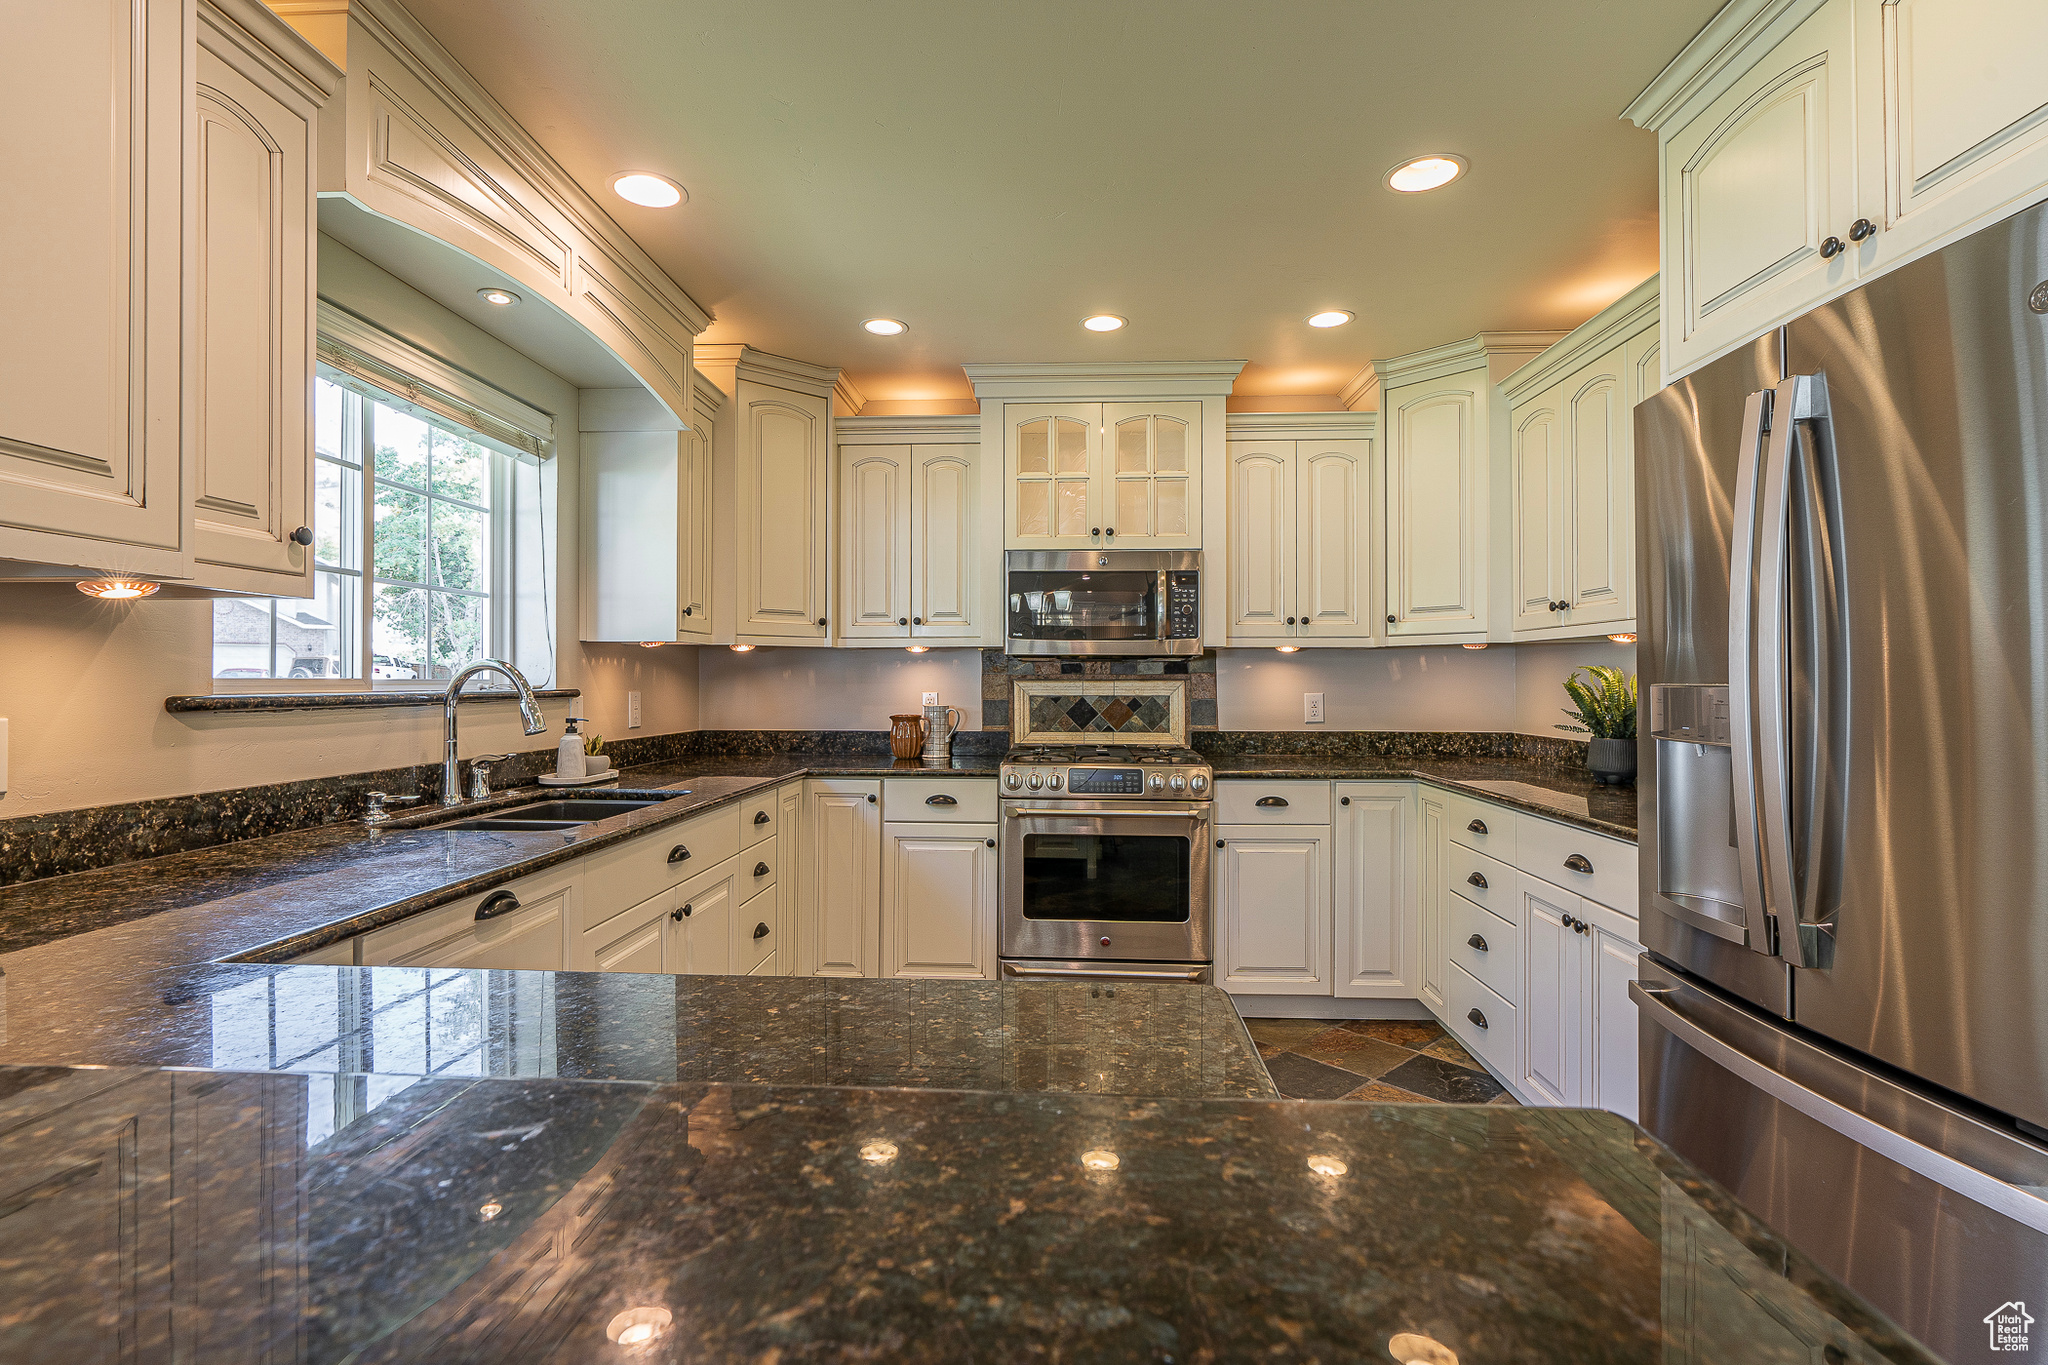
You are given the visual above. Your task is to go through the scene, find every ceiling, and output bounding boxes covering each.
[397,0,1719,409]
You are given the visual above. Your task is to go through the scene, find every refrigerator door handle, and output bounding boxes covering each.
[1632,978,2048,1236]
[1726,388,1780,956]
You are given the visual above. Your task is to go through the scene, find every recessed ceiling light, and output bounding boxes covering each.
[1307,310,1353,329]
[1082,315,1126,332]
[862,317,907,336]
[1385,154,1467,193]
[609,171,685,208]
[75,579,160,600]
[477,287,521,307]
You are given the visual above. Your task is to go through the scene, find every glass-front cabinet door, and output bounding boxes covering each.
[1005,403,1100,548]
[1103,402,1201,548]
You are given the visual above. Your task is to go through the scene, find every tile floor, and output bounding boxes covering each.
[1244,1017,1516,1105]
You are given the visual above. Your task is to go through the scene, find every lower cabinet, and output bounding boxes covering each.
[1415,790,1448,1011]
[670,860,738,975]
[587,891,669,974]
[881,822,999,978]
[1217,824,1330,993]
[803,779,881,977]
[359,866,577,970]
[1331,784,1415,997]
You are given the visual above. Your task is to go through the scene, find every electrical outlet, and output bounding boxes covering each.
[627,691,642,729]
[921,691,939,707]
[1304,692,1325,724]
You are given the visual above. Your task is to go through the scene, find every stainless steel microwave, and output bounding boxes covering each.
[1004,550,1201,656]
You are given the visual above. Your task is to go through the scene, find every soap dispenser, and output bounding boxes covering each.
[557,717,589,779]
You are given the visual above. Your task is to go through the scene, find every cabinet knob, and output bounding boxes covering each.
[1216,839,1226,848]
[1467,933,1488,952]
[753,810,770,825]
[1466,871,1488,890]
[1467,819,1487,835]
[1340,796,1350,806]
[679,902,694,919]
[475,890,520,921]
[1091,527,1101,537]
[817,617,828,627]
[753,921,770,940]
[986,838,996,847]
[668,844,691,864]
[1577,920,1590,935]
[289,525,314,546]
[1386,615,1397,625]
[898,617,908,626]
[1104,527,1115,537]
[1285,616,1296,625]
[682,606,693,617]
[1848,218,1877,243]
[866,793,877,803]
[1820,235,1846,260]
[1467,1007,1488,1030]
[1564,853,1594,875]
[912,616,922,625]
[670,906,685,922]
[754,861,770,877]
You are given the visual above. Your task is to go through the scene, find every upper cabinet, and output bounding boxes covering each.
[835,417,989,646]
[1499,278,1657,642]
[0,0,335,588]
[1223,415,1378,647]
[1629,0,2048,383]
[578,375,720,645]
[1378,335,1557,643]
[1001,401,1201,549]
[696,346,840,646]
[329,0,708,426]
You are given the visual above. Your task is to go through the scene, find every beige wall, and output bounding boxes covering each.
[1216,646,1518,732]
[1511,639,1638,737]
[0,236,699,819]
[696,647,981,731]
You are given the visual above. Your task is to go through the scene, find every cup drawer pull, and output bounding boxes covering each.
[1467,933,1488,952]
[754,861,770,877]
[1466,871,1488,890]
[1254,796,1289,808]
[1467,1008,1488,1030]
[668,845,691,864]
[1467,819,1488,835]
[753,810,770,825]
[1564,853,1595,874]
[925,794,958,806]
[753,921,770,940]
[475,890,520,922]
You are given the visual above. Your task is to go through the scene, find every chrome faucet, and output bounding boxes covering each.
[442,659,547,807]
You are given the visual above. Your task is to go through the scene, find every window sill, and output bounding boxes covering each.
[164,688,580,714]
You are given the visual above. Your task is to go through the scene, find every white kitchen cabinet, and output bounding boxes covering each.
[802,779,881,977]
[773,780,803,975]
[668,860,737,975]
[588,889,673,974]
[1501,279,1655,641]
[881,823,999,978]
[360,867,576,971]
[678,379,718,638]
[1224,417,1377,646]
[1589,913,1646,1120]
[1416,790,1448,1012]
[1518,873,1582,1107]
[580,373,717,643]
[1002,401,1200,549]
[1216,825,1329,994]
[837,439,982,644]
[1331,784,1414,997]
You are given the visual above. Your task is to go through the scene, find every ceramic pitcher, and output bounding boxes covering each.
[921,703,962,759]
[889,714,926,760]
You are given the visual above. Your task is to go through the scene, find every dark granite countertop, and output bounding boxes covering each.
[0,964,1274,1099]
[1209,754,1638,842]
[0,1060,1936,1365]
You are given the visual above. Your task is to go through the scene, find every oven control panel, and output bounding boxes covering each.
[1067,767,1143,796]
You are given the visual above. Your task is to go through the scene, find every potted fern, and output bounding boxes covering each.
[1557,665,1638,786]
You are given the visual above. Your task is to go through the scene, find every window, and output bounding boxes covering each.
[213,372,552,687]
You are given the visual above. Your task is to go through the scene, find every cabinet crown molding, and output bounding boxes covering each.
[1374,332,1566,392]
[1499,275,1661,404]
[831,372,868,417]
[1621,0,1827,131]
[1223,411,1379,441]
[962,360,1247,401]
[1338,364,1379,413]
[833,414,984,443]
[203,0,342,99]
[690,367,727,415]
[693,344,840,398]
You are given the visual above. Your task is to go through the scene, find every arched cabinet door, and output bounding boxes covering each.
[1510,393,1563,634]
[1562,352,1630,627]
[910,444,980,639]
[1226,441,1293,639]
[838,444,910,639]
[1385,384,1484,637]
[1294,440,1371,640]
[738,383,831,639]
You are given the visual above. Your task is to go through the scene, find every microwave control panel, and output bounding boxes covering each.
[1167,572,1200,638]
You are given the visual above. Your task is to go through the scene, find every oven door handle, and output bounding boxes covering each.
[1005,806,1209,819]
[1003,963,1208,982]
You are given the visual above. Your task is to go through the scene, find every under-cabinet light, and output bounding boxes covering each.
[1607,632,1638,644]
[1462,642,1488,649]
[639,641,665,648]
[75,579,159,600]
[730,644,755,653]
[1275,645,1300,653]
[477,287,521,307]
[905,645,929,653]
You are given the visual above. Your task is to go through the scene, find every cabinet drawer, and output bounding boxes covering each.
[738,788,779,847]
[1216,780,1331,824]
[740,835,780,899]
[740,878,778,973]
[1516,814,1638,915]
[1446,891,1519,1005]
[360,865,576,969]
[1442,841,1515,918]
[580,803,743,930]
[1443,961,1518,1081]
[1444,791,1515,860]
[746,948,780,976]
[883,777,997,823]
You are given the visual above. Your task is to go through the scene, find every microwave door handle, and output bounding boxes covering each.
[1727,387,1779,957]
[1157,569,1171,641]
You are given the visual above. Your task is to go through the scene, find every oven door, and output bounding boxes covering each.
[1000,800,1211,963]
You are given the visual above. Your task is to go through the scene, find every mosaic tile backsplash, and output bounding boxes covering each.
[1026,691,1176,736]
[981,648,1216,731]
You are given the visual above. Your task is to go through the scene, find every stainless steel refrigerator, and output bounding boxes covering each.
[1635,197,2048,1365]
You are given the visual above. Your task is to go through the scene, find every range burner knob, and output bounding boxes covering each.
[1189,773,1209,794]
[1027,772,1044,790]
[1048,773,1063,790]
[1003,772,1021,790]
[1168,773,1187,792]
[1149,773,1166,791]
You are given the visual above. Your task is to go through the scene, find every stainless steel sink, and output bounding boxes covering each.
[436,795,683,832]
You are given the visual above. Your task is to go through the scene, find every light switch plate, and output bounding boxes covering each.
[627,691,642,729]
[921,691,939,707]
[1304,693,1325,724]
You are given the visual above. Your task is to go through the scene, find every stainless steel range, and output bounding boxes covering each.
[998,743,1214,984]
